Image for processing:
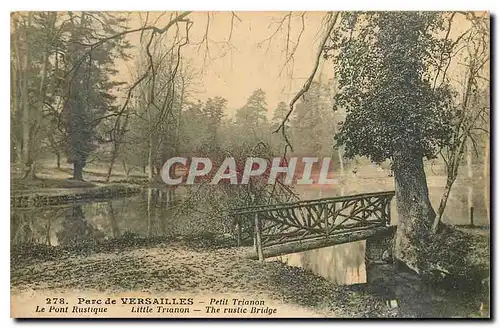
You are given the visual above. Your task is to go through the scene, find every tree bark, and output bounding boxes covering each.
[147,188,153,237]
[392,149,436,274]
[108,202,120,238]
[22,161,37,179]
[73,161,84,181]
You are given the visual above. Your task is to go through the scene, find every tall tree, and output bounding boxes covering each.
[61,12,131,180]
[327,12,454,273]
[290,81,333,156]
[271,101,289,128]
[11,12,59,178]
[202,96,227,144]
[235,89,268,128]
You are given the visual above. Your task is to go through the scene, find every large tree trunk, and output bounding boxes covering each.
[392,150,436,274]
[146,188,154,237]
[107,202,120,238]
[73,162,84,181]
[22,161,37,179]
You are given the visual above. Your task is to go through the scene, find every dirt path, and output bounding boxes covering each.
[11,242,391,318]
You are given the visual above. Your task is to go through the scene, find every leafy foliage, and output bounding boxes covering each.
[326,12,454,163]
[60,12,131,177]
[290,82,335,156]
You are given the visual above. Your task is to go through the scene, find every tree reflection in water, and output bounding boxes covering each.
[56,205,104,245]
[11,208,67,246]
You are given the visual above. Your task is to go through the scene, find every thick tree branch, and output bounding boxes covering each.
[273,12,340,153]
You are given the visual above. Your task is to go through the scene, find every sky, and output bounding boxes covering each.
[116,11,488,118]
[118,11,334,118]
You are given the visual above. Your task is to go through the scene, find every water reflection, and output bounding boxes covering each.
[268,241,367,285]
[296,178,489,226]
[57,205,105,245]
[11,208,68,246]
[11,175,489,248]
[11,188,181,247]
[10,183,489,317]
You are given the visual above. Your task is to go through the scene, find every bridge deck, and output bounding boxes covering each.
[244,225,396,259]
[231,191,395,260]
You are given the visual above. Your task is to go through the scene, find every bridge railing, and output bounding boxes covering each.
[230,191,395,260]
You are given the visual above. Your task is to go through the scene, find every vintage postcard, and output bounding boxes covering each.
[10,11,490,319]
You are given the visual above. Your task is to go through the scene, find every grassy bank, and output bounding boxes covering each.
[10,162,148,207]
[11,162,149,190]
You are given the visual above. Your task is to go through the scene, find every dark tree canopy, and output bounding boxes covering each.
[328,12,454,164]
[235,88,268,128]
[61,12,131,179]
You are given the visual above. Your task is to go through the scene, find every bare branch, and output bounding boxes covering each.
[279,12,306,76]
[76,11,191,48]
[227,11,242,42]
[257,12,292,53]
[273,12,340,152]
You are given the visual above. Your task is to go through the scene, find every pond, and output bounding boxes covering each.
[11,188,217,246]
[10,177,490,318]
[11,174,489,246]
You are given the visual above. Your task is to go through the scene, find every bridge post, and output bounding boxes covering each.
[324,203,331,238]
[254,213,264,261]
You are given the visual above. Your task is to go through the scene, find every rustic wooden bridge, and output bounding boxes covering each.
[231,191,395,260]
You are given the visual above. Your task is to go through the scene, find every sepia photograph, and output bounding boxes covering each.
[9,10,490,319]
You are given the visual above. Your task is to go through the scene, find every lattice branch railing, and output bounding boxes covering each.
[230,191,395,260]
